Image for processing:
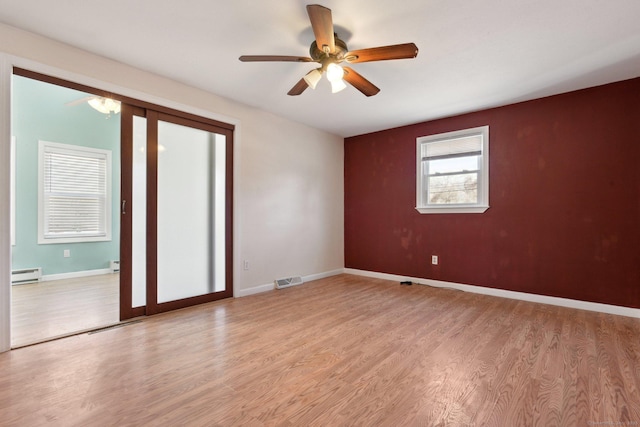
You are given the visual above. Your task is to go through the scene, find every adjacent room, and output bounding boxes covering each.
[10,75,121,346]
[0,1,639,425]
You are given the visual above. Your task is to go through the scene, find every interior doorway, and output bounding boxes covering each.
[10,72,121,347]
[9,68,234,347]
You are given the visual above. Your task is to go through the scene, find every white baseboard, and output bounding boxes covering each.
[344,268,640,319]
[303,269,344,283]
[236,268,344,298]
[42,268,113,282]
[236,282,274,298]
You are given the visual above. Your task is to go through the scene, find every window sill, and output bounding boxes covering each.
[38,235,111,245]
[415,205,489,214]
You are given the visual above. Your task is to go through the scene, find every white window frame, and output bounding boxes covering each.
[38,140,112,244]
[416,125,489,214]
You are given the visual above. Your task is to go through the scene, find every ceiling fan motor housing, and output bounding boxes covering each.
[309,35,349,63]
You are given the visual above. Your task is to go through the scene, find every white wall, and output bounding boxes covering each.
[0,23,344,352]
[0,54,11,352]
[239,114,344,290]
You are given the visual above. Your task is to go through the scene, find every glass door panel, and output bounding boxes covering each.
[120,107,232,319]
[212,133,226,293]
[156,120,222,303]
[132,115,147,308]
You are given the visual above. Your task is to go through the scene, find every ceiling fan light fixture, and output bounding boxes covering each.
[330,78,347,93]
[326,62,344,83]
[88,96,121,115]
[303,68,322,89]
[105,98,121,114]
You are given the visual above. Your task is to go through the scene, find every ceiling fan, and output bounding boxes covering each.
[239,4,419,97]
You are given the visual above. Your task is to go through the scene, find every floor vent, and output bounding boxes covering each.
[11,267,42,285]
[275,276,303,289]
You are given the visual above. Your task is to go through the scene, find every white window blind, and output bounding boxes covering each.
[422,134,483,160]
[39,141,112,242]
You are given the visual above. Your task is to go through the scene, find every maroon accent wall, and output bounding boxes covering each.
[345,78,640,308]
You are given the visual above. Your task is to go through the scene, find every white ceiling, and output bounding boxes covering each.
[1,0,640,137]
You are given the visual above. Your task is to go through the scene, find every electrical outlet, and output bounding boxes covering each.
[64,249,71,258]
[431,255,438,265]
[243,260,250,271]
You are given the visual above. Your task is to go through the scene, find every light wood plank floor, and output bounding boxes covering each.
[10,274,119,347]
[1,274,639,426]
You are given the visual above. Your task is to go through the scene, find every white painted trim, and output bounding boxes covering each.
[303,269,344,283]
[344,268,640,319]
[0,55,11,352]
[37,140,113,244]
[416,125,489,214]
[10,136,15,246]
[232,124,242,299]
[41,268,113,282]
[236,282,275,297]
[415,205,489,214]
[236,269,344,298]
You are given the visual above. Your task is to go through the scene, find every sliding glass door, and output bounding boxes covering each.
[120,108,233,319]
[7,68,233,347]
[156,117,227,302]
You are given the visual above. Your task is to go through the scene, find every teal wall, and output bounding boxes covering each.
[11,75,120,276]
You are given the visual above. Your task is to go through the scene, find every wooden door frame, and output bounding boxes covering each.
[119,104,147,320]
[13,68,235,321]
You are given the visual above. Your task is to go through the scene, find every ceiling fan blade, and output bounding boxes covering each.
[345,43,419,63]
[239,55,314,62]
[306,4,335,54]
[343,67,380,97]
[287,78,309,96]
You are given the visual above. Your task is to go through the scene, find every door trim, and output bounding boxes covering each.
[1,55,240,351]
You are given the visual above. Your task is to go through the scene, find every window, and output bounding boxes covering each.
[416,126,489,214]
[38,140,112,243]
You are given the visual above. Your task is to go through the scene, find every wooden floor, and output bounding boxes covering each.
[10,274,119,347]
[1,274,639,426]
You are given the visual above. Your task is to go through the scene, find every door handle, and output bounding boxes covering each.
[122,200,127,215]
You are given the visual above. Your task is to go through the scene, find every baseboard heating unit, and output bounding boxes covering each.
[11,267,42,285]
[275,276,303,289]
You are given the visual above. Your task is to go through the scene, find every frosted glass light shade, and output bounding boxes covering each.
[330,79,347,93]
[303,69,322,89]
[88,97,121,114]
[326,63,344,83]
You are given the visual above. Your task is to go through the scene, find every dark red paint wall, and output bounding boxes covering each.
[345,78,640,308]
